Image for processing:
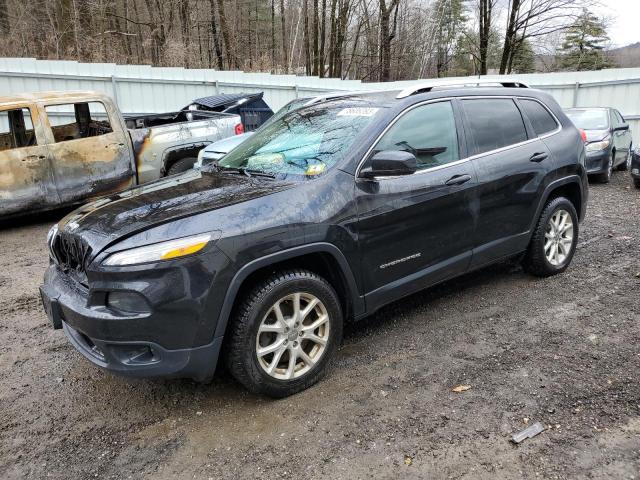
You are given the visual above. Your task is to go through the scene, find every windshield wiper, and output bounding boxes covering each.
[217,165,275,179]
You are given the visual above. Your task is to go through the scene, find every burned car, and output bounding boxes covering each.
[0,91,243,218]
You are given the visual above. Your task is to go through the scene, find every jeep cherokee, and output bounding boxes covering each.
[40,81,588,398]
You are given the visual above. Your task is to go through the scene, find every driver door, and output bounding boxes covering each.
[355,100,478,310]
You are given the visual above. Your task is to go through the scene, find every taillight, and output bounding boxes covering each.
[579,129,587,143]
[235,123,244,135]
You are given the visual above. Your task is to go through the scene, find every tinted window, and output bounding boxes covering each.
[45,102,113,143]
[463,99,528,155]
[0,108,37,151]
[374,101,459,170]
[520,99,558,136]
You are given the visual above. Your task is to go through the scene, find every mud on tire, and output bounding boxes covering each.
[223,270,343,398]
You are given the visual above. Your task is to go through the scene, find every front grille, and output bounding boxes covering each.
[50,231,92,280]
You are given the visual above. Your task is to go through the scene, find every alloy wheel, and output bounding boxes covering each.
[544,209,574,266]
[255,292,330,380]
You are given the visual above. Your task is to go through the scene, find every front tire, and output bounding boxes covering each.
[523,197,579,277]
[594,155,613,183]
[224,270,343,398]
[618,146,632,171]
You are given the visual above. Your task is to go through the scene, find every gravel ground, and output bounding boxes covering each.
[0,173,639,480]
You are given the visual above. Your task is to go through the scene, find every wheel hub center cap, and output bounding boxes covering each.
[288,330,299,342]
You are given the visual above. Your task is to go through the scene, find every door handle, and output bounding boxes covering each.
[529,152,548,162]
[444,174,471,186]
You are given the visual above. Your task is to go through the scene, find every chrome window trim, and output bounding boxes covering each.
[356,95,563,180]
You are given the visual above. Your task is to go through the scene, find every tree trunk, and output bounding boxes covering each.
[209,0,224,69]
[303,0,311,75]
[216,0,236,68]
[312,0,319,75]
[500,0,521,74]
[478,0,492,75]
[319,0,327,76]
[279,0,288,72]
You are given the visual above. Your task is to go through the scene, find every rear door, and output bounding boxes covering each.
[355,100,478,309]
[0,106,58,216]
[461,97,555,267]
[43,100,134,204]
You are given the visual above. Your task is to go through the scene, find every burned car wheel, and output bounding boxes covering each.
[523,197,579,277]
[166,156,198,175]
[224,270,343,398]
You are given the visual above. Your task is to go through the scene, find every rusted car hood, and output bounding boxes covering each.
[57,169,294,257]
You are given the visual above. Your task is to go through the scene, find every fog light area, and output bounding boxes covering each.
[106,291,150,314]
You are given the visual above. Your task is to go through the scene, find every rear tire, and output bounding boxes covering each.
[223,270,343,398]
[166,156,197,176]
[522,197,579,277]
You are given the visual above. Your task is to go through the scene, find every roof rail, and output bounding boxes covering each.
[396,78,530,99]
[303,89,386,106]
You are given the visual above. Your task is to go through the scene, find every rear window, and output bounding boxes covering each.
[565,109,608,130]
[462,99,528,155]
[520,99,558,136]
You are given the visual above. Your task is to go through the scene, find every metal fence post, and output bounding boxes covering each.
[572,82,580,107]
[111,76,119,107]
[294,84,299,98]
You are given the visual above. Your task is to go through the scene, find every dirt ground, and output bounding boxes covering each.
[0,173,638,480]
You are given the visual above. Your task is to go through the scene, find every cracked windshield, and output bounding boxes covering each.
[217,103,381,178]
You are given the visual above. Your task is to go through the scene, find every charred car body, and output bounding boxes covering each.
[41,81,588,397]
[0,91,242,218]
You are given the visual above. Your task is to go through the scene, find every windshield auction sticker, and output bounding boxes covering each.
[337,107,379,117]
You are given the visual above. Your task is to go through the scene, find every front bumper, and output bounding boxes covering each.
[40,256,228,382]
[585,149,610,174]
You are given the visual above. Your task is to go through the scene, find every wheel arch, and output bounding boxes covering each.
[213,243,364,338]
[529,176,584,235]
[162,143,208,176]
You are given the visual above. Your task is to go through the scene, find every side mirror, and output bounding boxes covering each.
[615,123,629,132]
[360,150,417,178]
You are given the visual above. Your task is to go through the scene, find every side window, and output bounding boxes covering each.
[374,101,459,170]
[45,102,113,143]
[0,108,37,151]
[519,99,558,136]
[462,99,528,155]
[614,110,625,125]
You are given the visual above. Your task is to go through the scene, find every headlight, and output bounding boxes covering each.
[103,233,213,266]
[586,138,611,152]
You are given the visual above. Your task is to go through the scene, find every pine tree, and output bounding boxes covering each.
[559,8,614,71]
[511,38,535,74]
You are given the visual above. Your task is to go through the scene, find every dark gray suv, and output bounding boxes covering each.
[41,81,588,397]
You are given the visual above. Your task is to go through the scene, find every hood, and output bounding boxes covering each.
[57,169,294,258]
[583,129,610,143]
[203,131,254,155]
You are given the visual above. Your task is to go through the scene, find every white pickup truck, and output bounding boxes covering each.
[0,91,242,218]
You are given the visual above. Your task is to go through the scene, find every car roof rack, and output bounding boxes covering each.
[396,78,530,99]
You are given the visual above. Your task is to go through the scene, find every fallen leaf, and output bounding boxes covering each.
[451,385,472,393]
[404,455,413,466]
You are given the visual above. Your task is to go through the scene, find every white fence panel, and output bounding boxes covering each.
[0,58,639,139]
